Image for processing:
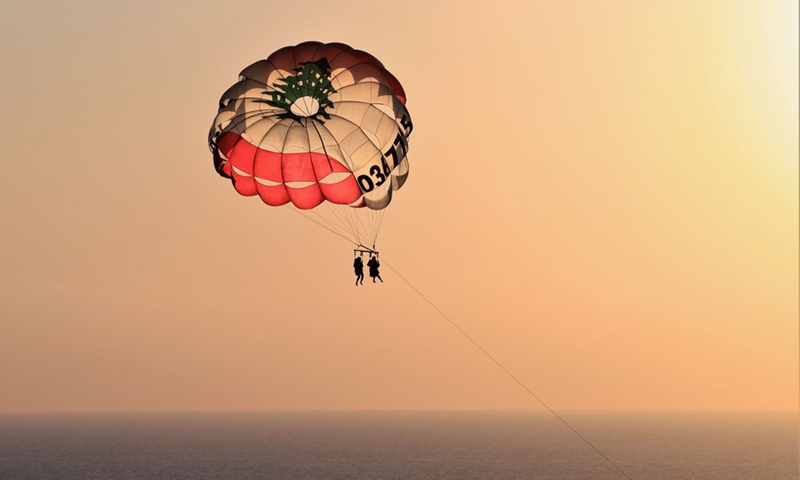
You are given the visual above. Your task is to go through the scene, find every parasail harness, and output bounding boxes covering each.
[353,244,379,258]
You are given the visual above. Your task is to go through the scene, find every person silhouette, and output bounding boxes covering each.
[367,255,383,283]
[353,256,364,286]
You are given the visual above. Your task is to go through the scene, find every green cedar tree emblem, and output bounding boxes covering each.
[256,58,337,122]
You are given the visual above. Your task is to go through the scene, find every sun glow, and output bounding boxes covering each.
[718,1,799,183]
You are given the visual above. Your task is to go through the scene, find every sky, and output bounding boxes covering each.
[0,0,797,412]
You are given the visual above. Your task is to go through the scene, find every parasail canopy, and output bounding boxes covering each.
[208,41,413,250]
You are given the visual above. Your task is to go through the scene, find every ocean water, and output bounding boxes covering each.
[0,410,796,480]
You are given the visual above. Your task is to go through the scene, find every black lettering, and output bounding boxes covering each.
[382,133,407,172]
[380,155,391,176]
[399,112,413,136]
[384,144,397,168]
[357,174,374,192]
[393,134,406,162]
[370,165,386,186]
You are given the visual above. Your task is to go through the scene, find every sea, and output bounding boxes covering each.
[0,410,796,480]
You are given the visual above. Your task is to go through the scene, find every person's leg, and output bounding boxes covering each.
[377,274,383,283]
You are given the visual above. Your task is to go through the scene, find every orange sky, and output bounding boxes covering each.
[0,0,797,412]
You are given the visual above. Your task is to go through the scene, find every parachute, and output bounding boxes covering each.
[208,42,413,253]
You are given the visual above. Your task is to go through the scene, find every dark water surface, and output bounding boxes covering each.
[0,411,796,480]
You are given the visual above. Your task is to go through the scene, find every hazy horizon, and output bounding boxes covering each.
[2,410,795,480]
[2,408,797,414]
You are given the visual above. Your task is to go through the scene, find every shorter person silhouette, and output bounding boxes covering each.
[367,255,383,283]
[353,256,364,286]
